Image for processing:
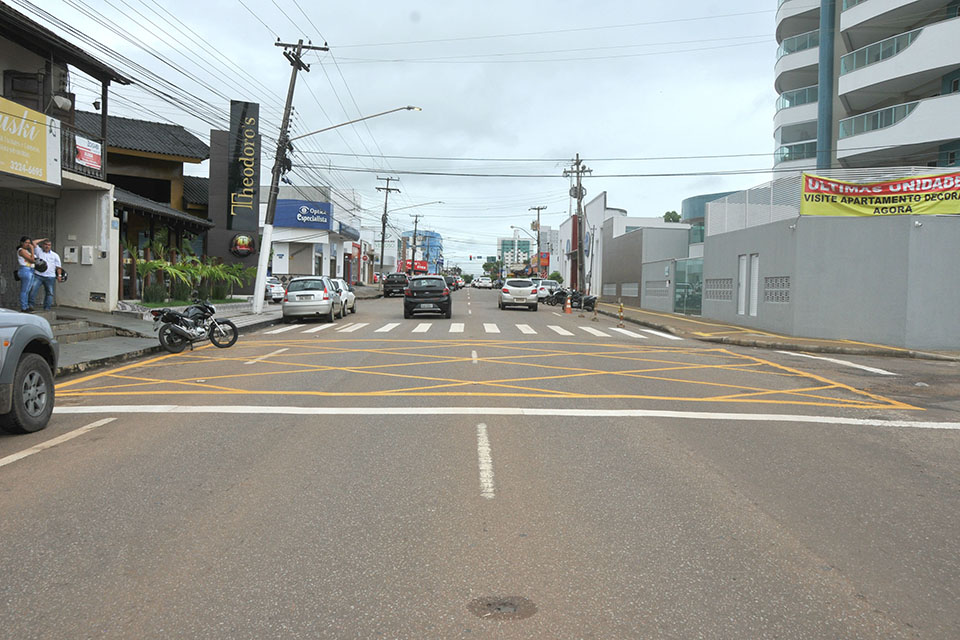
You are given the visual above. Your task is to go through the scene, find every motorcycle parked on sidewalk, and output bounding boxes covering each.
[545,288,597,311]
[150,299,239,353]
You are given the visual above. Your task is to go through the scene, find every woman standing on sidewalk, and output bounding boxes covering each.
[16,236,39,312]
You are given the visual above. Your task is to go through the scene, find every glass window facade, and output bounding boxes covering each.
[674,258,703,316]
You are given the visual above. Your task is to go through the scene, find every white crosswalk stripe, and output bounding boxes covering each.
[580,326,610,337]
[516,324,536,334]
[265,325,299,334]
[302,323,334,333]
[375,323,400,332]
[450,323,465,333]
[337,323,368,333]
[412,323,431,333]
[548,325,574,336]
[610,327,648,339]
[641,328,683,341]
[483,323,500,333]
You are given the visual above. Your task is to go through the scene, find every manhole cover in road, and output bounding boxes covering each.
[467,596,537,620]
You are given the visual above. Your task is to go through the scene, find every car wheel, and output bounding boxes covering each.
[403,307,411,319]
[351,300,357,314]
[0,353,54,434]
[339,302,346,319]
[327,305,336,323]
[444,306,452,319]
[530,303,538,311]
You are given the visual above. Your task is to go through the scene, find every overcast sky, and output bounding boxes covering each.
[24,0,778,273]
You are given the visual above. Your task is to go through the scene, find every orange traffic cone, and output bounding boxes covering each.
[564,295,572,314]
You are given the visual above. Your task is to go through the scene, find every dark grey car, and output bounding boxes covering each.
[0,309,59,433]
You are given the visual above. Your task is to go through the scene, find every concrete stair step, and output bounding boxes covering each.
[49,318,91,332]
[53,326,118,344]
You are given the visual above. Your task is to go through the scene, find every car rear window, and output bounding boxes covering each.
[386,274,408,282]
[506,279,533,287]
[287,279,326,292]
[411,278,445,290]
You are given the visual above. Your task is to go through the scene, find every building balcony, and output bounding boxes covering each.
[837,92,960,163]
[775,39,819,94]
[777,0,820,42]
[774,85,818,135]
[839,17,960,112]
[841,0,954,50]
[774,140,817,166]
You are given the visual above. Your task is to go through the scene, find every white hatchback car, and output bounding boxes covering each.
[265,276,285,303]
[498,278,539,311]
[331,278,357,314]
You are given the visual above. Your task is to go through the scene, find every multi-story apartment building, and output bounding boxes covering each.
[775,0,960,170]
[497,237,531,267]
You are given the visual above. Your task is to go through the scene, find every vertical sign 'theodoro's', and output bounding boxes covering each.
[227,101,260,230]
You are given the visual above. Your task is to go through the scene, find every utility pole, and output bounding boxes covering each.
[410,213,423,273]
[529,205,546,277]
[563,154,591,292]
[252,38,328,314]
[377,176,400,286]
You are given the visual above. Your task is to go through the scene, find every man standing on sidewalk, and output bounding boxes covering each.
[32,239,63,311]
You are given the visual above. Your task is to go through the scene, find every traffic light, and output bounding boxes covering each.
[469,255,473,260]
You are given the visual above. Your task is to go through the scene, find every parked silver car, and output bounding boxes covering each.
[281,276,343,322]
[498,278,539,311]
[0,309,59,433]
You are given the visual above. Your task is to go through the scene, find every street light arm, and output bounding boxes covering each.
[387,200,444,213]
[289,106,421,142]
[509,225,536,240]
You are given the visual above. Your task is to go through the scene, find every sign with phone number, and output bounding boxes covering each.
[0,95,61,186]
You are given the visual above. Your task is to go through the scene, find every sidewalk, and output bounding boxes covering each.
[595,301,960,362]
[55,284,384,377]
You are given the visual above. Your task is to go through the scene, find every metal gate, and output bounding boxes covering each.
[0,189,57,310]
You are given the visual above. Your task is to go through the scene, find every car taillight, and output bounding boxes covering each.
[404,288,412,296]
[502,288,509,293]
[322,288,329,301]
[443,288,450,296]
[531,289,537,295]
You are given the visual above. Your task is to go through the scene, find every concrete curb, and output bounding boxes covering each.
[596,308,960,362]
[55,314,283,378]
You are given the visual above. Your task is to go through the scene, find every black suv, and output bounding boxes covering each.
[383,273,409,297]
[404,276,452,319]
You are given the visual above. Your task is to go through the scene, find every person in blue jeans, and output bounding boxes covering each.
[16,236,37,312]
[32,238,62,310]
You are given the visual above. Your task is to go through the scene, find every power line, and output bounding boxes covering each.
[334,9,776,48]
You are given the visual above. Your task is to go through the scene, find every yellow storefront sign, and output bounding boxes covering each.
[801,172,960,217]
[0,95,61,186]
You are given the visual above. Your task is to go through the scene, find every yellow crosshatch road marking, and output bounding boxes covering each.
[57,338,918,410]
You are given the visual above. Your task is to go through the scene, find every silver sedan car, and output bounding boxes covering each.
[498,278,539,311]
[281,276,344,322]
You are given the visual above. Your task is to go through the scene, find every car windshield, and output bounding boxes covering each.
[286,279,326,292]
[411,278,445,290]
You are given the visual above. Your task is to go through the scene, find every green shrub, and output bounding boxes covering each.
[141,282,168,303]
[171,278,193,301]
[210,281,231,300]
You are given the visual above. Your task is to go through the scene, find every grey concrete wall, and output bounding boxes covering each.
[600,222,642,304]
[600,223,690,306]
[905,216,960,348]
[703,218,797,335]
[793,217,909,346]
[703,216,960,350]
[641,259,673,313]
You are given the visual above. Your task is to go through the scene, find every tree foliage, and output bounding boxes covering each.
[663,210,681,223]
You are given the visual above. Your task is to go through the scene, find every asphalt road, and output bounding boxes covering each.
[2,287,958,638]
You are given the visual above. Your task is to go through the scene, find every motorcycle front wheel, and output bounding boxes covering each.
[209,319,239,348]
[158,323,188,353]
